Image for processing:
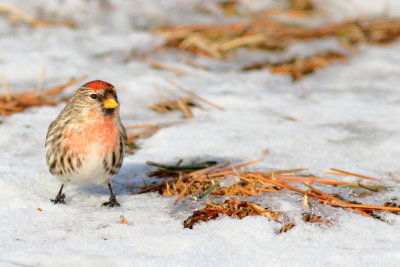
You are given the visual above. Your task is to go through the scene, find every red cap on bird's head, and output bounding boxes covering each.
[83,80,114,91]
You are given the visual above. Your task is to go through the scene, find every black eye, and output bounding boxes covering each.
[90,94,97,99]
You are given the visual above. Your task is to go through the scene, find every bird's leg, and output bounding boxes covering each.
[51,184,66,204]
[102,182,120,208]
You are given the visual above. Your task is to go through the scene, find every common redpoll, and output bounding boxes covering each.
[45,80,127,207]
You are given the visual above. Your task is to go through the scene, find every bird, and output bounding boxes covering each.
[45,80,127,207]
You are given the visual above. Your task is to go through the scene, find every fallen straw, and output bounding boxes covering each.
[125,122,160,129]
[257,175,399,215]
[45,75,88,97]
[328,168,383,182]
[0,3,76,27]
[168,80,224,110]
[0,75,87,116]
[131,161,231,195]
[304,183,372,217]
[125,121,185,142]
[248,174,326,200]
[133,158,400,218]
[127,128,161,140]
[155,18,400,58]
[119,215,128,224]
[174,177,200,204]
[142,58,187,75]
[173,161,232,204]
[146,161,217,171]
[189,161,232,178]
[274,176,363,186]
[207,159,262,175]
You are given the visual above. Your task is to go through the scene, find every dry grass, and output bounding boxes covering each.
[139,160,367,199]
[0,76,87,116]
[148,80,223,117]
[243,52,347,80]
[142,59,187,76]
[155,19,400,58]
[133,159,400,229]
[183,199,282,229]
[152,17,400,79]
[149,97,197,118]
[289,0,315,11]
[125,121,184,148]
[0,3,76,28]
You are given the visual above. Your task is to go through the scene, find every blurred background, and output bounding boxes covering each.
[2,0,400,100]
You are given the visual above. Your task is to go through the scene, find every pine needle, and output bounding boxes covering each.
[329,168,383,182]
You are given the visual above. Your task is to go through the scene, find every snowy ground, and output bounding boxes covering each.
[1,0,400,266]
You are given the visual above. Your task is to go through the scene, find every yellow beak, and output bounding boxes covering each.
[103,98,119,109]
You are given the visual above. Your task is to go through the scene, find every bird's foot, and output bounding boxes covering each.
[51,193,66,205]
[102,195,120,208]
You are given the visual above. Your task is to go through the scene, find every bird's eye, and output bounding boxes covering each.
[90,94,97,99]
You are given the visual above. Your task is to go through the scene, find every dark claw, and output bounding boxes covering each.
[51,193,66,205]
[102,182,120,207]
[102,194,120,208]
[102,200,120,207]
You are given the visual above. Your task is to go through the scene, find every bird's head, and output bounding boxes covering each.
[74,80,120,116]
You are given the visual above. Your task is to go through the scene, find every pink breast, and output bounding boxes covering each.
[63,111,118,156]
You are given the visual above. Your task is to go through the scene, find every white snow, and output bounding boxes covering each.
[1,0,400,266]
[313,0,400,20]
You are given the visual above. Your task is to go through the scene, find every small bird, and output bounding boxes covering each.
[45,80,127,207]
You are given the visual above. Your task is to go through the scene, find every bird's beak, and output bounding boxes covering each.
[103,98,119,109]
